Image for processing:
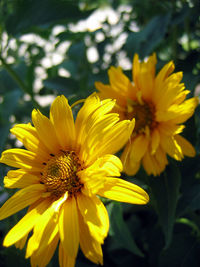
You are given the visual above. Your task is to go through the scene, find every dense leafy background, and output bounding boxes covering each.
[0,0,200,266]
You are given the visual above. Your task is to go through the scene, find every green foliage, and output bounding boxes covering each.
[125,13,171,59]
[107,202,144,257]
[0,0,200,266]
[149,165,181,249]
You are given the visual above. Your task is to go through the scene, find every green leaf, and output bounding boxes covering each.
[0,69,18,93]
[0,89,22,152]
[149,164,181,249]
[0,124,10,153]
[177,183,200,216]
[60,60,78,77]
[159,231,200,267]
[68,41,86,61]
[43,76,79,96]
[56,31,87,43]
[5,0,93,36]
[0,89,22,121]
[107,202,144,257]
[125,13,171,58]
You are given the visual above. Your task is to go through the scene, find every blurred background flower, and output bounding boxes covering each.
[95,53,198,176]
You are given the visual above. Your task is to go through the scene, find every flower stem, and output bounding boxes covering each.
[0,55,40,109]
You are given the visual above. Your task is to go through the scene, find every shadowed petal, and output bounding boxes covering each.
[77,194,109,244]
[59,243,76,267]
[78,209,103,265]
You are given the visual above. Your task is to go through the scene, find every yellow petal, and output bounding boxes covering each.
[95,81,129,107]
[26,193,67,258]
[59,196,79,258]
[160,134,183,160]
[75,93,116,150]
[108,66,135,99]
[32,109,60,154]
[10,123,49,160]
[120,142,141,176]
[50,95,76,150]
[83,118,135,165]
[133,53,157,100]
[151,129,160,155]
[153,61,175,103]
[158,122,185,136]
[79,113,119,162]
[122,158,141,176]
[78,208,103,265]
[142,149,163,176]
[0,184,45,220]
[15,233,28,250]
[30,234,59,267]
[4,169,39,188]
[79,155,122,195]
[156,61,175,84]
[156,97,198,123]
[170,97,198,124]
[3,199,50,247]
[77,194,109,244]
[97,178,149,205]
[154,146,168,172]
[82,113,119,148]
[174,134,196,157]
[173,89,190,105]
[129,134,149,161]
[132,53,140,85]
[34,216,58,255]
[59,243,76,267]
[0,148,42,171]
[155,72,184,110]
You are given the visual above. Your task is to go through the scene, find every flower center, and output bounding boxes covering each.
[125,100,157,134]
[40,151,83,198]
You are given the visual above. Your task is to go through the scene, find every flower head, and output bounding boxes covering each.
[95,54,198,176]
[0,94,149,267]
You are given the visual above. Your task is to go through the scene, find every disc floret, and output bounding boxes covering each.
[41,150,83,197]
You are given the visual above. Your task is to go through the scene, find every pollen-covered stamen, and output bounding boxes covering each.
[125,100,157,134]
[41,151,83,197]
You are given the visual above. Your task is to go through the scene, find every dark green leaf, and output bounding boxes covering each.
[125,13,171,58]
[43,76,79,96]
[0,69,18,93]
[0,124,10,153]
[60,60,78,77]
[159,231,200,267]
[5,0,93,36]
[0,89,22,152]
[149,164,181,249]
[177,183,200,216]
[107,202,144,257]
[68,42,86,62]
[56,31,87,43]
[0,90,22,121]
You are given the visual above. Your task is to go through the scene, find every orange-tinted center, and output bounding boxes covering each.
[41,151,83,197]
[125,100,157,134]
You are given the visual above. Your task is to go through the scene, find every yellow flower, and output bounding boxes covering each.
[0,94,149,267]
[95,54,198,176]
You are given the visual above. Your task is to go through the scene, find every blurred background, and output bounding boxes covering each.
[0,0,200,266]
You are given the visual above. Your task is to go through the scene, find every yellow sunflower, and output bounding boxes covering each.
[0,93,149,267]
[95,54,198,176]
